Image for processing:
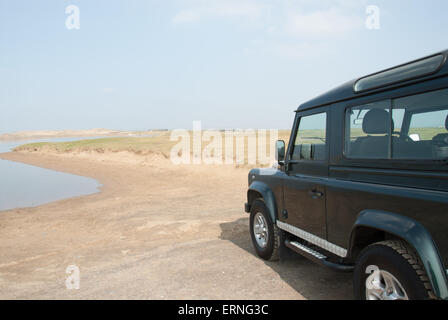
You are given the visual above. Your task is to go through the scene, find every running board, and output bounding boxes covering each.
[284,240,354,272]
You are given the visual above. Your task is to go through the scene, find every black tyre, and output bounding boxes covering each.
[249,199,280,261]
[353,240,433,300]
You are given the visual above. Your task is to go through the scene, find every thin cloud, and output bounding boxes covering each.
[172,0,271,25]
[172,10,200,24]
[172,0,365,37]
[101,88,115,94]
[285,8,364,37]
[272,42,333,59]
[171,0,367,59]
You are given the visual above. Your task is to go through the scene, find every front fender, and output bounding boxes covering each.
[247,180,278,223]
[349,210,448,299]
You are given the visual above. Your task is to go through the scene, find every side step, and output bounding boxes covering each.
[285,239,354,272]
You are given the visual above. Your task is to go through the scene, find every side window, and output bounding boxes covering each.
[291,112,327,161]
[393,89,448,159]
[345,100,392,159]
[345,88,448,160]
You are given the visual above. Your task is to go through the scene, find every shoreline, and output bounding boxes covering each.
[0,150,352,299]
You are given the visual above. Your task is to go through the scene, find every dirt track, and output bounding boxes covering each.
[0,151,353,299]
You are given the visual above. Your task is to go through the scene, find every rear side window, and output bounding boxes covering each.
[292,112,327,161]
[345,88,448,160]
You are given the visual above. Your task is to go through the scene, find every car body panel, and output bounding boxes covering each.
[247,168,285,223]
[282,174,327,238]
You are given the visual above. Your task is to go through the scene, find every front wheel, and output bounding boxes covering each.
[353,240,433,300]
[249,199,280,261]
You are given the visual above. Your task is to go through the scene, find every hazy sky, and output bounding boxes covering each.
[1,0,447,133]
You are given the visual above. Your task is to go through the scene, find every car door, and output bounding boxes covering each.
[282,109,329,239]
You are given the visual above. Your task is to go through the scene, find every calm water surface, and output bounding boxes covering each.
[0,137,102,211]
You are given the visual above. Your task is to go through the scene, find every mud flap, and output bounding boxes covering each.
[278,230,297,262]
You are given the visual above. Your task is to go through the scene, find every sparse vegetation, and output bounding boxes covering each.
[15,134,175,155]
[14,130,292,166]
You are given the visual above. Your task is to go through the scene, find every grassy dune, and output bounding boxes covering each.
[15,135,176,155]
[14,130,292,165]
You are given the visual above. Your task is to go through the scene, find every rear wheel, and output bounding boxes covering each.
[353,240,432,300]
[249,199,279,261]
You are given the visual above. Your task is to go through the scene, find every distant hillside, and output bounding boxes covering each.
[0,129,158,141]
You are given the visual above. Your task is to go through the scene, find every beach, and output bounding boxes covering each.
[0,149,352,299]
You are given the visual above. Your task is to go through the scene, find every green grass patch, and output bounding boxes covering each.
[14,135,176,155]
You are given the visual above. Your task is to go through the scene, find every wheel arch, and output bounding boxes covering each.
[348,209,448,299]
[247,181,278,224]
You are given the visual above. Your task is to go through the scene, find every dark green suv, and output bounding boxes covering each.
[245,50,448,300]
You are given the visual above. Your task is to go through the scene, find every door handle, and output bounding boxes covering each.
[309,189,324,199]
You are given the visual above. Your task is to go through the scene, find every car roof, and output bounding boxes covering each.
[297,49,448,112]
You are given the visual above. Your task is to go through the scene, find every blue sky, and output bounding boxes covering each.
[0,0,447,133]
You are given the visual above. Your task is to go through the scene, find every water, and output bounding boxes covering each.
[0,136,110,153]
[0,137,102,211]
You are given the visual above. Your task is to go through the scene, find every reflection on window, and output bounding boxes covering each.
[292,113,327,161]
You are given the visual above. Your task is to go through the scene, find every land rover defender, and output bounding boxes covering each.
[245,50,448,300]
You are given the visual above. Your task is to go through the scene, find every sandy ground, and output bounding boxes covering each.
[0,151,353,299]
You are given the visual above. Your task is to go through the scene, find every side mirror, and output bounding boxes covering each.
[409,134,421,142]
[275,140,286,164]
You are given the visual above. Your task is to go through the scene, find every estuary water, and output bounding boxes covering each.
[0,137,102,211]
